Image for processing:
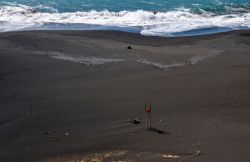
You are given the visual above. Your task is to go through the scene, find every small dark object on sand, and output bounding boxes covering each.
[129,119,140,124]
[44,131,51,135]
[127,46,132,49]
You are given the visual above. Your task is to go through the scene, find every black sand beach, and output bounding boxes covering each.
[0,30,250,162]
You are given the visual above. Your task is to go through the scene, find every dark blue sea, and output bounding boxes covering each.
[0,0,249,36]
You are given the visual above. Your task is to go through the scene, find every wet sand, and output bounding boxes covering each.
[0,30,250,162]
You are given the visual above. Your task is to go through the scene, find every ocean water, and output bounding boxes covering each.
[0,0,249,36]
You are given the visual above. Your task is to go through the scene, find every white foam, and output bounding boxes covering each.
[35,4,58,13]
[0,5,249,35]
[42,49,220,68]
[189,55,214,65]
[137,59,186,70]
[189,50,222,64]
[48,52,124,65]
[137,51,221,69]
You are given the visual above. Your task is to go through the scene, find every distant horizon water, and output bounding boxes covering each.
[0,0,249,37]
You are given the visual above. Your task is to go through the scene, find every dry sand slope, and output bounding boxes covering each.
[0,30,250,162]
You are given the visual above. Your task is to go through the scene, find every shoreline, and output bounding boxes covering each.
[3,28,250,38]
[0,30,250,162]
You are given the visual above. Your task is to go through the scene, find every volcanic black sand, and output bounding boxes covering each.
[0,30,250,162]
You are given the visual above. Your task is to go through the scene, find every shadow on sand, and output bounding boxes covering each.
[150,127,170,135]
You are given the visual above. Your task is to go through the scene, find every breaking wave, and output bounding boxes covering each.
[0,4,249,36]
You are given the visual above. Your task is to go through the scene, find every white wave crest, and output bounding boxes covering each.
[0,5,249,35]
